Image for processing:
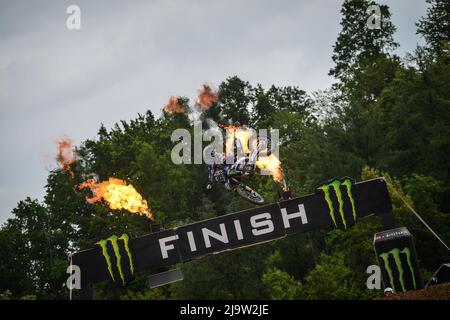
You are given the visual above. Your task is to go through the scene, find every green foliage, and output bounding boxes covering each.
[173,246,273,299]
[0,290,12,300]
[300,252,366,300]
[329,0,398,82]
[218,76,253,125]
[120,288,167,300]
[261,268,303,300]
[416,0,450,53]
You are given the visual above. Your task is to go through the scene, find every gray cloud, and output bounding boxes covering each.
[0,0,428,223]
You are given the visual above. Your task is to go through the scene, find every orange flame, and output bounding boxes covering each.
[56,136,75,178]
[164,96,186,114]
[78,178,153,220]
[223,125,256,155]
[256,154,283,184]
[197,84,219,110]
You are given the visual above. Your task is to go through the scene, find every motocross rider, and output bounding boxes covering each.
[206,140,248,191]
[206,149,233,191]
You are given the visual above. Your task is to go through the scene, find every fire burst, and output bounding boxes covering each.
[56,136,76,178]
[222,125,284,187]
[78,178,153,220]
[256,154,283,185]
[164,96,186,114]
[197,84,219,110]
[223,125,256,155]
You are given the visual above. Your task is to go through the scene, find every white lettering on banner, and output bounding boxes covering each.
[250,213,274,236]
[234,220,244,240]
[187,231,197,252]
[203,223,229,248]
[281,204,308,228]
[159,204,310,259]
[159,235,179,259]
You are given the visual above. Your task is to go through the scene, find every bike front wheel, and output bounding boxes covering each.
[236,185,265,205]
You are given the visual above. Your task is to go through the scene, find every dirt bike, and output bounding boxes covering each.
[212,165,265,205]
[211,141,266,205]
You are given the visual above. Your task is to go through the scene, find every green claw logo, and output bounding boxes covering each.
[379,247,416,292]
[318,177,356,230]
[96,234,134,285]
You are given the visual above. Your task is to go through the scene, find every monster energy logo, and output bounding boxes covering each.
[379,247,416,292]
[96,234,134,285]
[318,177,356,230]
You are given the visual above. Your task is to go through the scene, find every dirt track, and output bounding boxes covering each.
[378,283,450,300]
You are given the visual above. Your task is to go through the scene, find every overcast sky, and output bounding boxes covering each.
[0,0,429,223]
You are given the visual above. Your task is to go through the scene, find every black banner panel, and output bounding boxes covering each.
[73,246,109,286]
[354,178,392,216]
[374,227,423,292]
[72,177,393,287]
[176,203,284,262]
[278,194,329,235]
[132,229,182,272]
[73,236,135,286]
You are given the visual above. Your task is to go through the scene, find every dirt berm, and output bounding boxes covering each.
[378,283,450,300]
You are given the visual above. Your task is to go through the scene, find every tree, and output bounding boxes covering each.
[261,268,303,300]
[218,77,252,125]
[301,252,362,299]
[0,198,67,299]
[377,47,450,186]
[320,1,402,185]
[416,0,450,53]
[329,0,398,82]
